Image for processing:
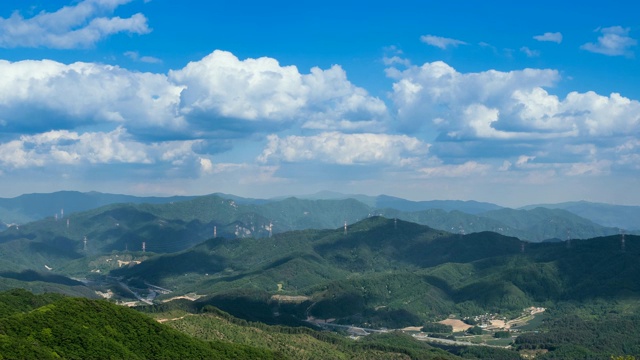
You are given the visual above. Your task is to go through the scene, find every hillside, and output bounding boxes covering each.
[0,191,195,225]
[521,201,640,230]
[478,207,621,241]
[109,217,640,327]
[142,304,466,360]
[0,215,639,359]
[0,289,279,359]
[0,192,626,278]
[1,289,522,360]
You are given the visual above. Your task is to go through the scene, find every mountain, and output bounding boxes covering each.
[478,207,621,241]
[374,195,503,214]
[0,190,195,225]
[0,194,625,276]
[1,213,639,359]
[0,289,279,359]
[520,201,640,230]
[110,217,640,327]
[1,191,631,246]
[0,288,483,360]
[291,191,504,213]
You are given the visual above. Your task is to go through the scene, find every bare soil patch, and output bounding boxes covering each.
[438,319,472,332]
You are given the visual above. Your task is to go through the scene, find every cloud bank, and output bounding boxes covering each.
[0,46,638,204]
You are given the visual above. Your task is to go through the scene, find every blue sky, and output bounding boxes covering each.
[0,0,638,207]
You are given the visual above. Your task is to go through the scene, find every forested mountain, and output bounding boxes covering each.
[0,288,522,360]
[0,215,638,359]
[291,191,503,214]
[521,200,640,230]
[0,289,281,359]
[0,191,195,225]
[2,191,632,238]
[0,194,623,276]
[108,217,639,327]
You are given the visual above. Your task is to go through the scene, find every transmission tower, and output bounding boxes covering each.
[142,242,146,253]
[83,236,87,251]
[621,230,626,252]
[344,221,348,235]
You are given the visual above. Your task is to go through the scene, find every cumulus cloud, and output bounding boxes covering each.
[0,59,184,135]
[0,50,390,154]
[533,32,563,43]
[0,0,150,49]
[0,127,219,178]
[258,132,429,166]
[581,26,637,56]
[0,128,145,168]
[169,50,388,132]
[389,61,561,136]
[389,61,640,140]
[386,60,640,181]
[420,35,467,49]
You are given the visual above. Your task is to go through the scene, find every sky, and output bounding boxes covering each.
[0,0,638,207]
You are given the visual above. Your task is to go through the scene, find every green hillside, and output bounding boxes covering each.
[479,207,620,241]
[0,289,279,359]
[0,289,492,360]
[521,200,640,230]
[0,191,622,279]
[108,217,640,329]
[147,304,463,360]
[0,213,638,359]
[0,191,195,225]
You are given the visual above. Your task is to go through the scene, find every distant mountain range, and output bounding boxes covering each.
[520,201,640,230]
[1,190,637,231]
[0,192,630,271]
[0,191,195,225]
[108,217,639,328]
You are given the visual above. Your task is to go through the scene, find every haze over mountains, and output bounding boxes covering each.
[0,191,640,241]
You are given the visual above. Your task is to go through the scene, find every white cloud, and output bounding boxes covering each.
[0,50,391,146]
[199,157,213,174]
[0,0,150,49]
[581,26,637,56]
[418,161,490,178]
[0,127,214,171]
[420,35,467,49]
[169,50,388,131]
[389,61,561,137]
[0,59,185,134]
[258,132,429,166]
[389,61,640,140]
[124,51,162,63]
[520,46,540,57]
[383,56,411,67]
[565,160,612,176]
[533,32,563,43]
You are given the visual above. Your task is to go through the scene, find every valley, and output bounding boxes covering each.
[0,191,639,359]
